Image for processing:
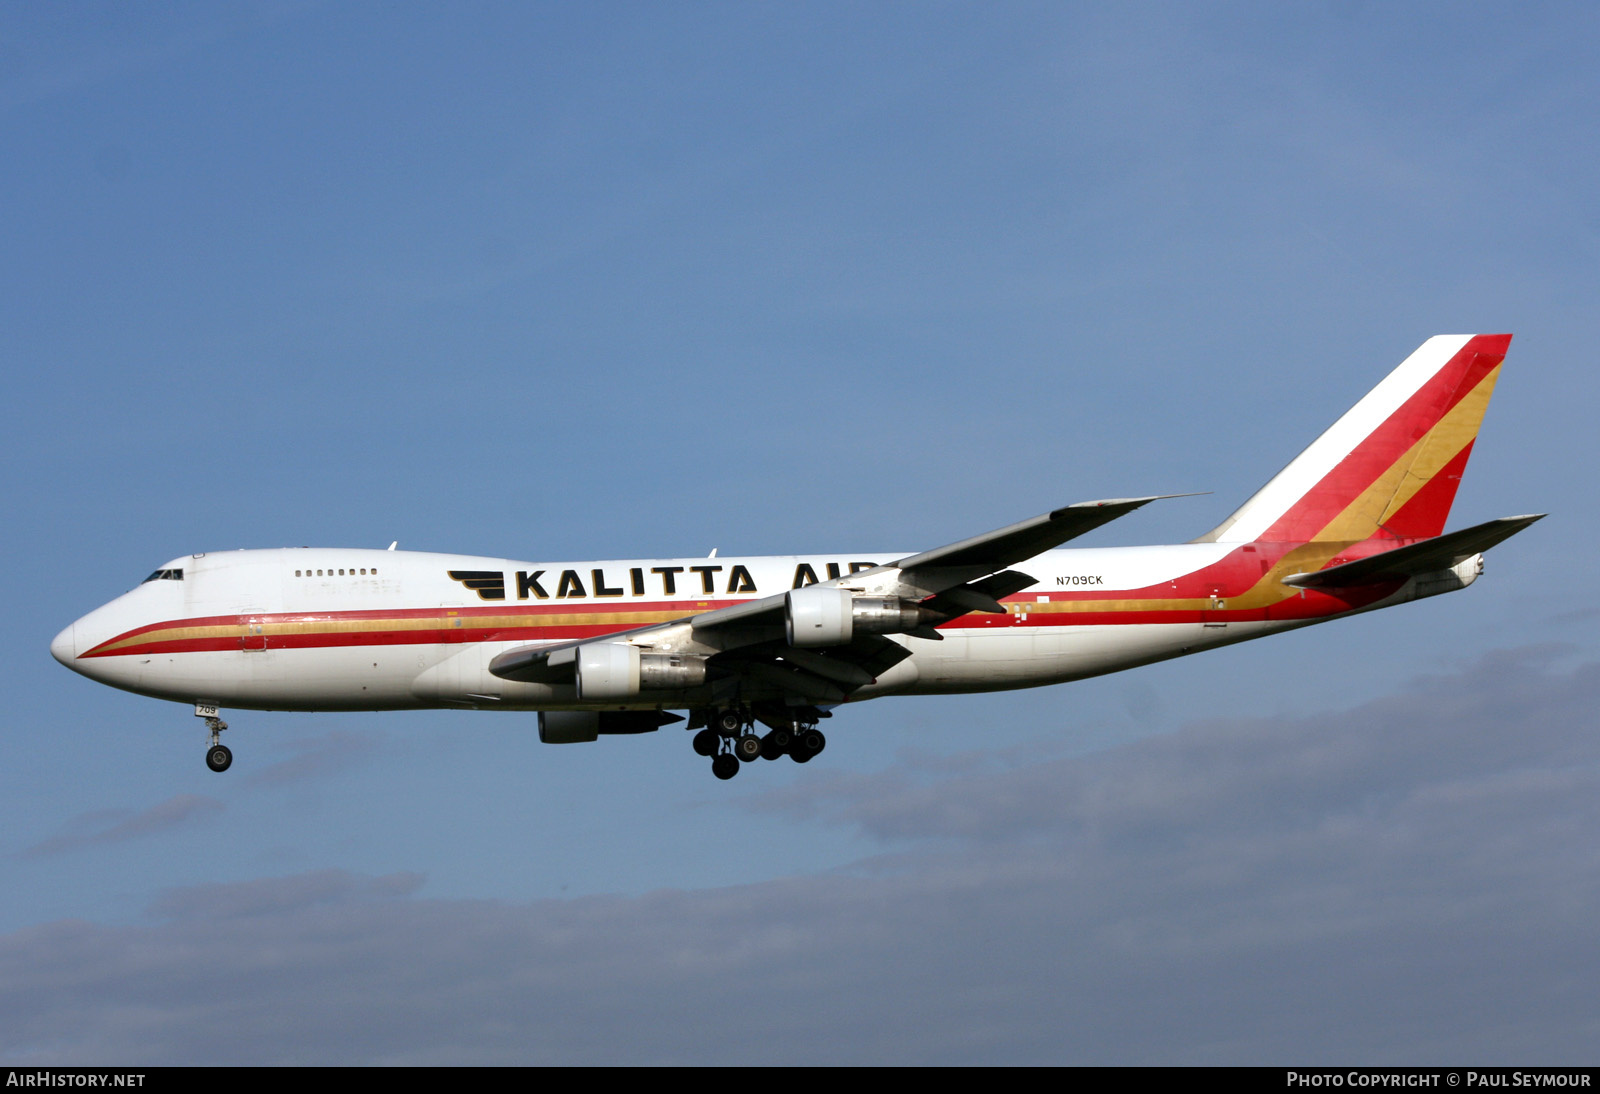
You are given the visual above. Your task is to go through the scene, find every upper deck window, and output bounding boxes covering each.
[141,569,184,584]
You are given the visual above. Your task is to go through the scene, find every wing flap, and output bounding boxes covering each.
[920,569,1038,616]
[714,634,914,703]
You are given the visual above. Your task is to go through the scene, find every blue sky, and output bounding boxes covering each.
[3,2,1597,1063]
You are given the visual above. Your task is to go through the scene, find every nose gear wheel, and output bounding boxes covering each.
[199,713,231,773]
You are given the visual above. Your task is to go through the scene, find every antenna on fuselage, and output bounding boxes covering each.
[387,541,398,551]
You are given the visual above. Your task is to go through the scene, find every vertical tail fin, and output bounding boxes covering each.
[1195,334,1511,545]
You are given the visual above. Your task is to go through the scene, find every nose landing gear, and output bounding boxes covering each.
[196,703,231,772]
[206,741,233,772]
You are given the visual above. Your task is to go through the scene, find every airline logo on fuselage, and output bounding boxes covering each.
[446,562,879,601]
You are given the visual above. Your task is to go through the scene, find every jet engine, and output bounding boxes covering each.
[574,643,707,700]
[539,710,681,744]
[784,585,934,647]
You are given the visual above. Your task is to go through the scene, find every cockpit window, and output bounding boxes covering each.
[141,569,184,583]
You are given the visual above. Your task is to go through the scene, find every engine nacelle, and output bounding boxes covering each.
[575,643,707,700]
[784,585,931,648]
[786,586,854,646]
[639,653,707,691]
[539,710,675,744]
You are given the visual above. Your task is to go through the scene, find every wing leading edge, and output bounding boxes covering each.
[892,494,1196,573]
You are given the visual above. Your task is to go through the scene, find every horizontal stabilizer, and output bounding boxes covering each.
[1282,514,1544,589]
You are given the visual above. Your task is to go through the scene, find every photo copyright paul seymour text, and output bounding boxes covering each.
[1287,1075,1592,1089]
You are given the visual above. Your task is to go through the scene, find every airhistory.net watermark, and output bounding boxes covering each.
[5,1075,144,1088]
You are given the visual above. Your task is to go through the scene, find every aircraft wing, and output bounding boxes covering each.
[489,495,1179,693]
[891,495,1192,573]
[683,494,1187,624]
[1281,514,1545,589]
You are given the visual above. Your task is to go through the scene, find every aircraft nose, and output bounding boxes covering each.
[51,622,77,666]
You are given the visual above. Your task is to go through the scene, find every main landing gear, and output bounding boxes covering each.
[689,706,826,780]
[196,703,231,772]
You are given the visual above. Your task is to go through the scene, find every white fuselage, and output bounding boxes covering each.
[51,541,1450,714]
